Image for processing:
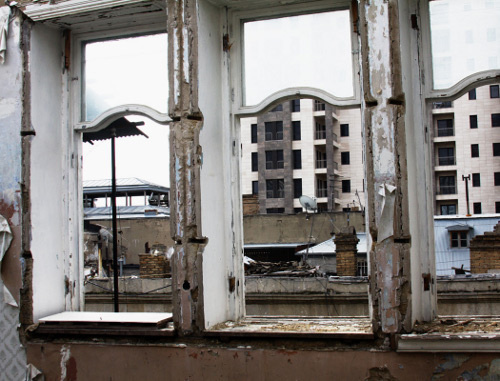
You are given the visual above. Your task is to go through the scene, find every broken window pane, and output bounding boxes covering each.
[243,10,354,105]
[429,0,500,89]
[83,33,168,121]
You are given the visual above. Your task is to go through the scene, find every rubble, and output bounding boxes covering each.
[244,260,320,277]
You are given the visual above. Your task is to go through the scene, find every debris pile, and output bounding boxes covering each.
[244,259,319,277]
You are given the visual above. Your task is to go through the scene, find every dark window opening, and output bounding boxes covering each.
[341,151,350,165]
[265,121,283,141]
[496,202,500,213]
[494,143,500,156]
[316,178,327,198]
[438,147,455,165]
[266,179,284,198]
[490,85,499,98]
[492,114,500,127]
[271,104,283,112]
[293,150,302,169]
[471,144,479,157]
[469,115,478,129]
[473,202,482,214]
[342,179,351,193]
[494,172,500,186]
[315,150,327,169]
[451,231,468,248]
[437,119,454,137]
[340,124,349,137]
[291,99,300,112]
[265,150,284,169]
[266,208,284,214]
[315,122,326,139]
[251,124,257,143]
[440,204,456,215]
[292,121,301,141]
[252,181,258,195]
[314,100,325,111]
[432,101,452,109]
[293,178,302,199]
[472,173,480,187]
[468,89,476,100]
[251,152,258,172]
[439,176,456,195]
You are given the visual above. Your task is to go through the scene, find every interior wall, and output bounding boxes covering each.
[26,342,500,381]
[29,24,69,321]
[0,8,28,377]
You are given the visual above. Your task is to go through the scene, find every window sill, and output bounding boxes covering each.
[205,316,374,340]
[33,311,174,337]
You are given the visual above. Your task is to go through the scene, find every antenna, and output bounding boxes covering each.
[299,195,317,213]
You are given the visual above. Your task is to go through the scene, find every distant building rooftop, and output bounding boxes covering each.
[84,205,169,220]
[83,178,170,197]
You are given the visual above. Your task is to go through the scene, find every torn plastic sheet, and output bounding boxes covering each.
[377,183,397,242]
[0,6,11,64]
[1,213,17,306]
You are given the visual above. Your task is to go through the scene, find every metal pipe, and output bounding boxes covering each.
[111,132,119,312]
[462,174,471,216]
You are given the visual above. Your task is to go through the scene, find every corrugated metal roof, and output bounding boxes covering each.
[84,205,169,220]
[434,215,500,276]
[83,178,170,196]
[244,243,308,249]
[296,233,368,255]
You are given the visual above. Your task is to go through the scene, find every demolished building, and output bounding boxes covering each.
[1,0,500,379]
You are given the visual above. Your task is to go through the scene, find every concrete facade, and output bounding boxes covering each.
[0,0,499,379]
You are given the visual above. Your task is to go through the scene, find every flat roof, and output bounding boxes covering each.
[83,178,170,197]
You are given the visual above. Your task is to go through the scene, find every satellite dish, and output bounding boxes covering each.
[299,195,317,213]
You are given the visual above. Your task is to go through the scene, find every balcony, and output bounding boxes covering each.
[316,187,328,198]
[432,101,453,109]
[437,156,456,166]
[315,130,327,140]
[437,186,456,195]
[437,127,454,137]
[316,159,327,169]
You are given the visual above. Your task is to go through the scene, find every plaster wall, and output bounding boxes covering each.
[198,0,244,328]
[26,342,500,381]
[29,24,70,321]
[0,9,27,379]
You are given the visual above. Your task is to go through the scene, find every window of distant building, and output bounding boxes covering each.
[251,124,257,143]
[492,114,500,127]
[468,89,476,100]
[251,152,258,171]
[266,208,284,214]
[451,231,468,248]
[294,207,302,214]
[291,99,300,112]
[265,121,283,141]
[472,173,480,187]
[265,150,284,169]
[440,204,456,215]
[494,143,500,156]
[341,152,350,165]
[266,179,284,198]
[340,124,349,137]
[490,85,499,98]
[496,202,500,214]
[439,176,456,195]
[315,122,326,139]
[438,147,455,165]
[315,149,327,169]
[357,258,368,276]
[316,178,327,198]
[293,150,302,170]
[270,104,283,112]
[471,144,479,157]
[293,178,302,199]
[252,181,258,195]
[473,202,482,214]
[292,121,301,141]
[495,172,500,186]
[314,100,326,111]
[470,115,478,129]
[342,179,351,193]
[437,119,454,137]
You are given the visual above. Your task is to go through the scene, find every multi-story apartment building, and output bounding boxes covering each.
[241,84,500,216]
[241,99,363,214]
[433,84,500,215]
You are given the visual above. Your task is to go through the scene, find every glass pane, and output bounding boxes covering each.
[429,0,500,89]
[84,33,168,121]
[243,10,353,105]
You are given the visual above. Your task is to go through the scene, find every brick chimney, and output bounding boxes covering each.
[470,223,500,274]
[334,226,359,276]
